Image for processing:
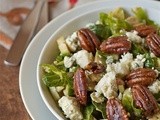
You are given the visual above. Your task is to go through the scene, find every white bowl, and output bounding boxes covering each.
[37,1,160,120]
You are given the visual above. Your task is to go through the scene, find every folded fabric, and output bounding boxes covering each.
[0,0,35,49]
[0,0,95,50]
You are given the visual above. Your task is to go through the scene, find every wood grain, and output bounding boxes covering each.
[0,46,31,120]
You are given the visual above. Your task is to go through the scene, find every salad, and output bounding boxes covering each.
[41,7,160,120]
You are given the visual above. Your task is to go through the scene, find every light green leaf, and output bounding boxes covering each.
[109,7,126,20]
[83,104,95,120]
[100,12,132,35]
[122,88,142,118]
[41,64,71,87]
[132,7,155,25]
[92,101,107,119]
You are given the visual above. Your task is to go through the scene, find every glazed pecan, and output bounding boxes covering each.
[107,98,129,120]
[126,68,157,87]
[131,85,159,116]
[100,36,131,55]
[135,24,156,37]
[146,33,160,57]
[77,28,101,54]
[74,68,87,105]
[85,62,105,74]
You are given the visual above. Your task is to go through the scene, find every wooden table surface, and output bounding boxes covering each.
[0,46,31,120]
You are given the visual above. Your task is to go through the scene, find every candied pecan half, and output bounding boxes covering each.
[107,98,129,120]
[135,24,156,37]
[131,84,159,116]
[146,33,160,57]
[126,68,156,87]
[74,68,87,105]
[100,36,131,55]
[85,62,105,74]
[77,28,101,54]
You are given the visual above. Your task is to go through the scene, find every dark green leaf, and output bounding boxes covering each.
[153,92,160,100]
[89,24,111,40]
[131,43,147,57]
[144,53,156,68]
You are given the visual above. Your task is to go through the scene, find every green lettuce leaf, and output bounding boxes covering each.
[89,24,111,40]
[144,53,156,68]
[122,88,142,118]
[83,104,95,120]
[41,64,71,87]
[109,7,126,20]
[92,101,107,119]
[100,12,132,35]
[131,43,147,57]
[154,92,160,100]
[132,7,155,25]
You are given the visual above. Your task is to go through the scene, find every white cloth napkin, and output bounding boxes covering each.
[0,0,95,50]
[0,0,35,49]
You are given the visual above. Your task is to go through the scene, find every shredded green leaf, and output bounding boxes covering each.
[89,24,111,40]
[131,43,147,57]
[100,12,132,35]
[41,64,71,87]
[109,7,126,20]
[122,88,142,118]
[132,7,155,25]
[83,104,95,120]
[144,53,156,68]
[92,101,107,119]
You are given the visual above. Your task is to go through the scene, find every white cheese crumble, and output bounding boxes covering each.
[64,56,75,68]
[73,50,93,68]
[131,54,146,70]
[126,30,144,43]
[94,71,118,99]
[148,80,160,94]
[66,32,79,52]
[106,53,133,76]
[58,96,83,120]
[86,21,101,28]
[85,23,95,28]
[106,54,119,64]
[64,50,93,69]
[106,55,114,64]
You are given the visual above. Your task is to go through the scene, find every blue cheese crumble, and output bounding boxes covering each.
[58,96,83,120]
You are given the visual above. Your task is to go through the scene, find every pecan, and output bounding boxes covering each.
[126,68,156,87]
[135,24,156,37]
[131,84,159,116]
[85,62,105,74]
[77,28,101,54]
[146,33,160,57]
[74,68,87,105]
[107,98,129,120]
[100,36,131,55]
